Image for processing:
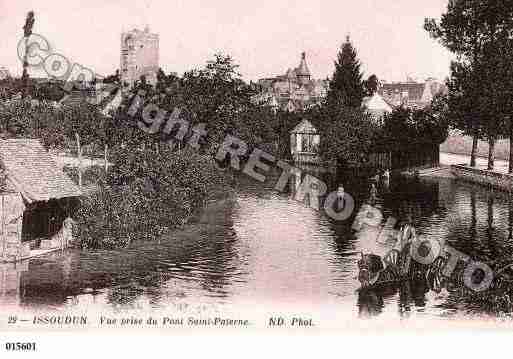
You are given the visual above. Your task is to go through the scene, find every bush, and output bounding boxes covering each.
[75,147,230,249]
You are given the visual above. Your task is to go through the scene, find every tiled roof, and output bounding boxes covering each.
[0,139,82,202]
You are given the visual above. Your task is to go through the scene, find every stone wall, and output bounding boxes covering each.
[451,164,513,191]
[0,193,27,262]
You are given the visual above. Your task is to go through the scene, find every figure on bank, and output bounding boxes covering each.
[382,169,390,189]
[337,184,345,210]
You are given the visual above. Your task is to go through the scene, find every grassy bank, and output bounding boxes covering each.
[441,132,511,160]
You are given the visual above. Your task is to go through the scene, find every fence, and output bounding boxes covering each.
[368,145,440,171]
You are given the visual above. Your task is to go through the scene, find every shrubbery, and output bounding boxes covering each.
[75,147,230,249]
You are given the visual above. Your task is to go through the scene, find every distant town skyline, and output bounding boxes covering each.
[0,0,453,82]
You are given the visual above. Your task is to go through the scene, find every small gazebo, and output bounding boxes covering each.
[290,119,321,164]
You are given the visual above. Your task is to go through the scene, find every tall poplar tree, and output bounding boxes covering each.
[425,0,513,170]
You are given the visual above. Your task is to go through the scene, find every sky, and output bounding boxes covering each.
[0,0,453,82]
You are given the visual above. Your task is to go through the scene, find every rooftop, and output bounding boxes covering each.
[0,139,82,203]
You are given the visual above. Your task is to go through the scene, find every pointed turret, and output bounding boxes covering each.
[297,52,311,85]
[297,52,310,77]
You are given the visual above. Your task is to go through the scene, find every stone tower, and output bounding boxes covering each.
[120,26,159,89]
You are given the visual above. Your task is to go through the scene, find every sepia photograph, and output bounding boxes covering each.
[1,0,513,356]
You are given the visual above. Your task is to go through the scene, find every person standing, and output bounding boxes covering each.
[337,184,345,211]
[370,183,378,204]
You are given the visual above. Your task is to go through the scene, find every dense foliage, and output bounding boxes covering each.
[76,148,230,249]
[377,105,449,152]
[304,101,377,166]
[425,0,513,170]
[328,37,365,108]
[0,44,449,248]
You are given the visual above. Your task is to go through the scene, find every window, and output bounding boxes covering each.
[301,134,318,153]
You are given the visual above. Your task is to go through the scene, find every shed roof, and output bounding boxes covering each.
[362,93,394,113]
[291,119,318,134]
[0,139,82,203]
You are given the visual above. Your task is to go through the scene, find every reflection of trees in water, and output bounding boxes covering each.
[357,280,428,318]
[437,184,513,316]
[358,288,385,318]
[398,280,429,317]
[2,201,241,309]
[445,185,513,263]
[102,207,240,307]
[383,178,444,226]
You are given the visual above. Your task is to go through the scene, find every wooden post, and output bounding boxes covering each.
[75,133,82,188]
[104,143,108,173]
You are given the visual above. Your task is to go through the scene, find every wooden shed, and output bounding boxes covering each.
[0,139,82,262]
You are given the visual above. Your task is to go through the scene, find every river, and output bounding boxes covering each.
[2,159,513,329]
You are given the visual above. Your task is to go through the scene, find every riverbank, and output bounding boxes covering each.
[451,164,513,191]
[402,166,455,179]
[441,133,511,161]
[436,151,513,191]
[5,167,513,323]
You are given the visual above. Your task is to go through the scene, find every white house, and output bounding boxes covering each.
[362,92,394,125]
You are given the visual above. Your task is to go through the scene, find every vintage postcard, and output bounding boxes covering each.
[1,0,513,355]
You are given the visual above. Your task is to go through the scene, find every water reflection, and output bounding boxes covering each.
[1,172,513,320]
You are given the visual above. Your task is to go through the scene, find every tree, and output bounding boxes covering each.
[156,68,179,94]
[364,74,379,96]
[328,36,365,108]
[61,102,106,186]
[33,80,66,101]
[374,105,448,170]
[444,60,484,167]
[425,0,513,170]
[308,100,377,167]
[472,46,508,170]
[152,54,256,150]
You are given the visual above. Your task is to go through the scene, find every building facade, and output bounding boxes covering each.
[378,78,446,109]
[120,26,159,89]
[253,52,328,112]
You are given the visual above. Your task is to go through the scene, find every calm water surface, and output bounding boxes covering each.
[3,169,513,323]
